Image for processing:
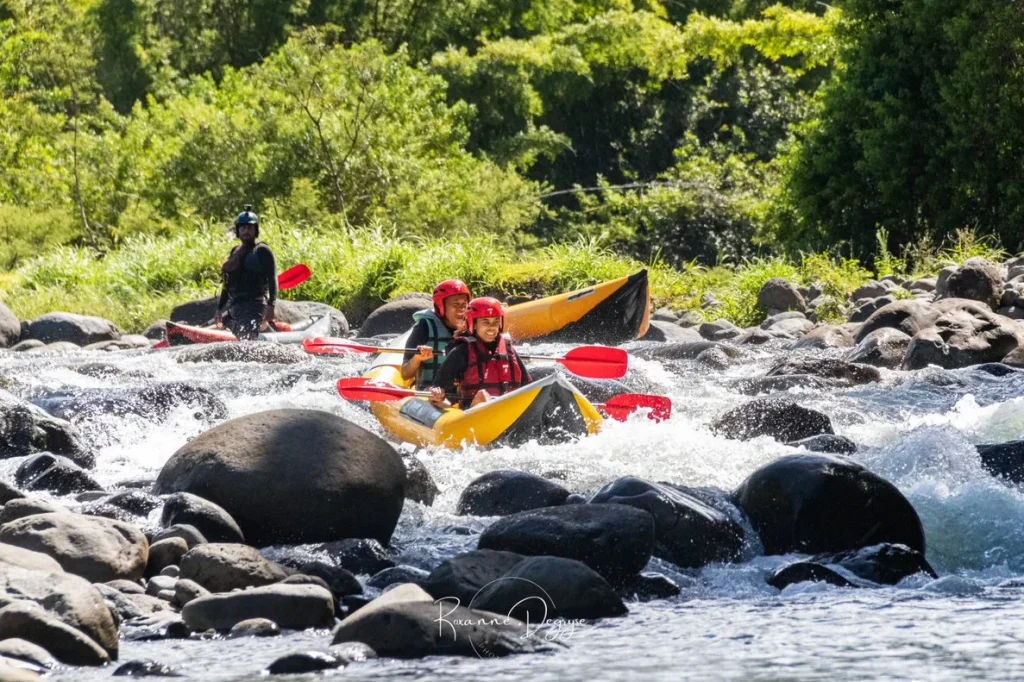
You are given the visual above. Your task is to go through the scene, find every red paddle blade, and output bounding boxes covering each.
[599,394,672,422]
[303,338,381,355]
[557,346,628,379]
[337,378,416,402]
[278,264,311,290]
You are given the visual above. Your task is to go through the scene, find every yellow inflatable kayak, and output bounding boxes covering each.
[505,269,651,343]
[363,361,603,449]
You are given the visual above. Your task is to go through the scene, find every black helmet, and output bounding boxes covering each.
[234,205,259,236]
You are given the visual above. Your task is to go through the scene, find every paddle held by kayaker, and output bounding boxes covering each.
[429,297,531,409]
[214,205,278,340]
[401,279,471,388]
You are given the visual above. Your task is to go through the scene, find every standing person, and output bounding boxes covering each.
[215,205,278,340]
[401,279,472,389]
[429,297,531,409]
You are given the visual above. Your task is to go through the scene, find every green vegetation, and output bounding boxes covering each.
[1,0,1022,331]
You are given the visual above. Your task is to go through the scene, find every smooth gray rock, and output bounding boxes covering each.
[182,584,335,632]
[178,543,288,593]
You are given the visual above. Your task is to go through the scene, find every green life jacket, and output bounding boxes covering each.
[411,309,454,389]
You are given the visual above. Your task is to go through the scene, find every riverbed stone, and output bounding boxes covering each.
[312,538,394,575]
[154,409,406,547]
[976,440,1024,483]
[173,342,306,365]
[0,638,55,670]
[901,303,1024,370]
[151,525,206,550]
[402,456,438,506]
[0,499,66,525]
[111,659,182,677]
[160,493,244,544]
[786,434,858,455]
[360,298,432,337]
[941,258,1003,309]
[0,302,19,348]
[172,579,209,608]
[457,470,570,517]
[590,477,745,569]
[0,602,109,666]
[0,544,63,573]
[757,279,806,314]
[228,617,281,638]
[0,513,147,583]
[265,650,343,674]
[0,482,24,506]
[712,398,834,442]
[182,583,334,632]
[14,454,101,495]
[478,504,655,584]
[845,328,913,369]
[792,324,855,350]
[178,543,288,593]
[422,550,526,605]
[734,454,925,555]
[145,539,189,578]
[24,313,120,346]
[0,390,94,467]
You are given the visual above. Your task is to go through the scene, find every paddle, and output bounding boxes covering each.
[336,378,670,421]
[597,394,672,422]
[305,338,627,380]
[277,263,311,290]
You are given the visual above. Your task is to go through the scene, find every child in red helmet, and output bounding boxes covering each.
[401,279,472,389]
[429,297,531,409]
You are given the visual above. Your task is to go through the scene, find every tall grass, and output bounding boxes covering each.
[1,220,888,332]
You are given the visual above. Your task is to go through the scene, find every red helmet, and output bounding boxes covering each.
[433,279,472,316]
[466,296,505,333]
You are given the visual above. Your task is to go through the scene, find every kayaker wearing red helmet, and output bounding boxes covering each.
[401,279,472,389]
[429,297,531,409]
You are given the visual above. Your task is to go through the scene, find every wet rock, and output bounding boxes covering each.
[902,303,1024,370]
[154,409,406,547]
[0,301,19,348]
[854,299,942,342]
[178,543,288,593]
[14,453,101,495]
[478,504,655,585]
[27,342,82,354]
[173,343,305,365]
[676,311,704,327]
[762,316,815,338]
[792,324,855,350]
[143,321,168,341]
[112,659,182,677]
[0,481,24,505]
[976,440,1024,483]
[941,258,1003,309]
[822,543,936,584]
[182,583,335,632]
[106,491,161,516]
[591,478,745,569]
[0,513,148,582]
[96,586,172,621]
[734,374,834,396]
[738,328,774,345]
[76,491,109,503]
[265,650,344,674]
[293,561,362,600]
[850,295,897,324]
[172,579,208,607]
[315,538,394,575]
[160,493,244,544]
[632,340,734,360]
[845,328,912,369]
[850,281,894,301]
[0,390,94,467]
[228,617,280,638]
[332,591,549,658]
[145,538,189,578]
[168,297,217,325]
[786,434,858,455]
[712,398,834,442]
[120,612,190,641]
[159,565,179,578]
[145,575,176,597]
[422,550,526,604]
[757,279,806,314]
[694,346,732,370]
[618,572,682,601]
[25,313,120,346]
[402,456,438,506]
[642,321,703,343]
[360,298,432,337]
[0,602,109,665]
[151,524,206,550]
[473,555,627,620]
[767,562,853,589]
[80,502,137,524]
[734,454,925,555]
[9,340,44,352]
[0,638,55,670]
[457,470,570,517]
[765,357,881,385]
[105,579,145,594]
[366,565,430,591]
[652,307,679,322]
[0,498,66,525]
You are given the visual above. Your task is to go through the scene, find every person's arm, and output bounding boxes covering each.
[429,345,468,405]
[215,249,235,323]
[259,247,278,305]
[400,321,432,381]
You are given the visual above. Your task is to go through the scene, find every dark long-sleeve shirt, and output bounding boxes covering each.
[218,243,277,310]
[431,340,531,408]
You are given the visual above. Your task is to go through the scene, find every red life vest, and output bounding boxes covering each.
[455,334,525,405]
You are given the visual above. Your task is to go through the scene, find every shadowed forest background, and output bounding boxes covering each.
[1,0,1022,330]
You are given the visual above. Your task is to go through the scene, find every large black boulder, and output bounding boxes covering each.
[768,543,936,590]
[733,454,925,555]
[590,477,746,569]
[422,550,526,605]
[976,440,1024,483]
[477,504,655,584]
[153,409,406,547]
[712,398,834,443]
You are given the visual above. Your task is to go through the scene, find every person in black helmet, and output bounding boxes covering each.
[214,205,278,340]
